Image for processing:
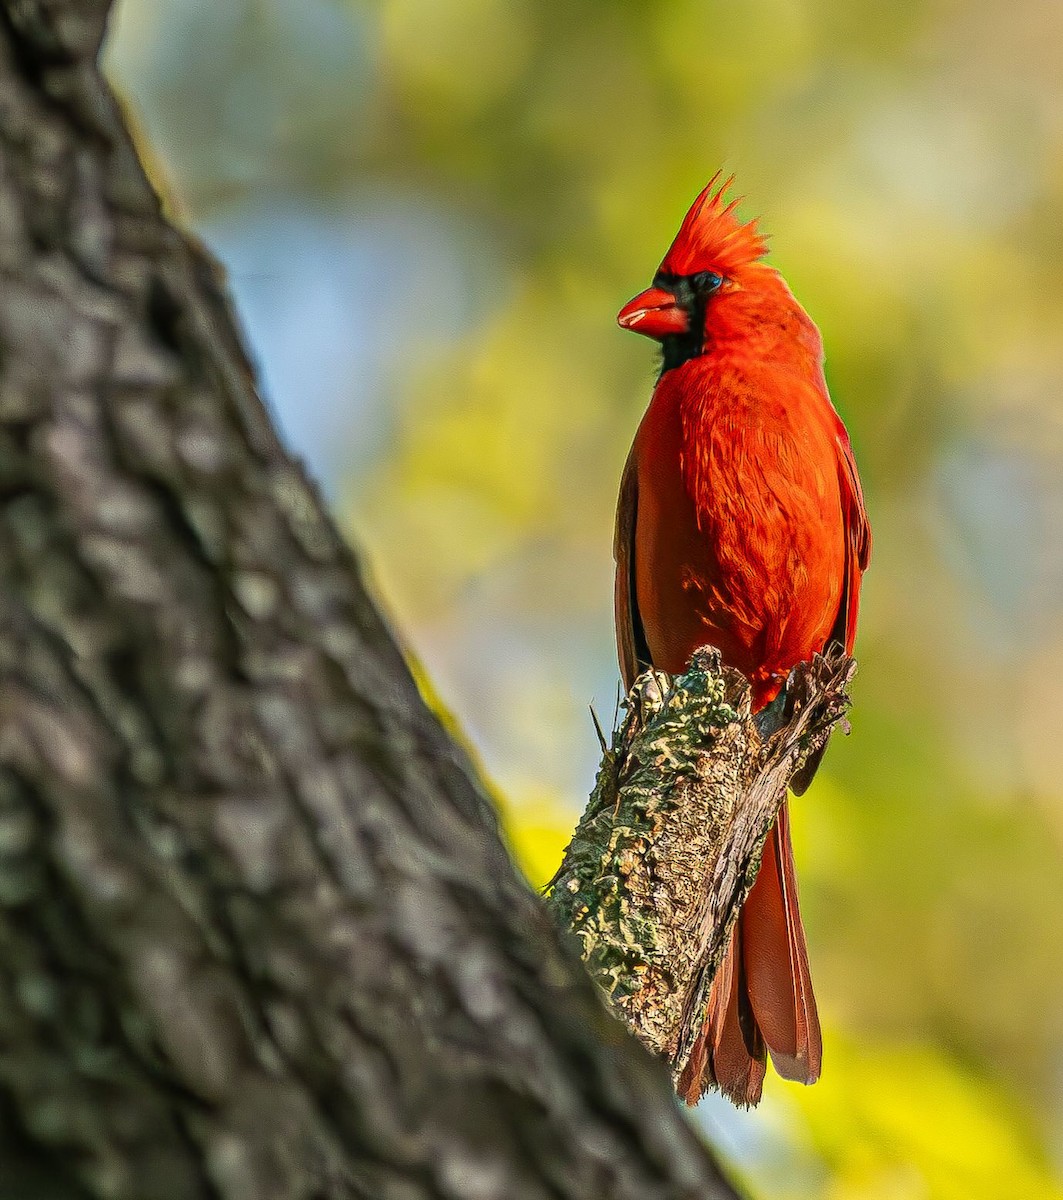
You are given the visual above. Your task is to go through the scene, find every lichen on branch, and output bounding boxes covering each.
[545,646,856,1096]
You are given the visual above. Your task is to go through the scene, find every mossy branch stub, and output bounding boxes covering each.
[545,646,856,1096]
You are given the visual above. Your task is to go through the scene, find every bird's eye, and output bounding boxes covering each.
[692,271,724,294]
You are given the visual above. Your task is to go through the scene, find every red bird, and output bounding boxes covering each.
[614,176,870,1106]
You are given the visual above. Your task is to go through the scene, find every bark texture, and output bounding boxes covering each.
[0,6,743,1199]
[545,649,854,1096]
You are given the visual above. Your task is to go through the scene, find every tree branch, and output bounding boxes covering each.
[546,648,855,1103]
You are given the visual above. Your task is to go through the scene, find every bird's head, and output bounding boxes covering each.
[617,174,773,372]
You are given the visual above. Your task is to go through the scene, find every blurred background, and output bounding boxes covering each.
[104,0,1063,1195]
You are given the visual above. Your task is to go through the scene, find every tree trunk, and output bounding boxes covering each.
[0,5,743,1198]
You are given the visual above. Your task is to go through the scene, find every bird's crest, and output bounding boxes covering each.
[661,173,768,277]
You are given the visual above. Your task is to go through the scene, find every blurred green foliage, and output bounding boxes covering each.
[107,0,1063,1193]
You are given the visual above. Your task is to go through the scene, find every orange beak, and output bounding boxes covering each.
[617,285,689,339]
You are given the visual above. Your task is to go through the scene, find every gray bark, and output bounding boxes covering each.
[0,4,743,1199]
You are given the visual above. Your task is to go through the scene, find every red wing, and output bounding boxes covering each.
[831,426,872,655]
[792,423,870,796]
[613,448,650,692]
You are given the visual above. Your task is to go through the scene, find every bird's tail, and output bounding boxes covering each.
[678,801,822,1106]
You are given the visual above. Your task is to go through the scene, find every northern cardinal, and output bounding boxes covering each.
[614,176,870,1107]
